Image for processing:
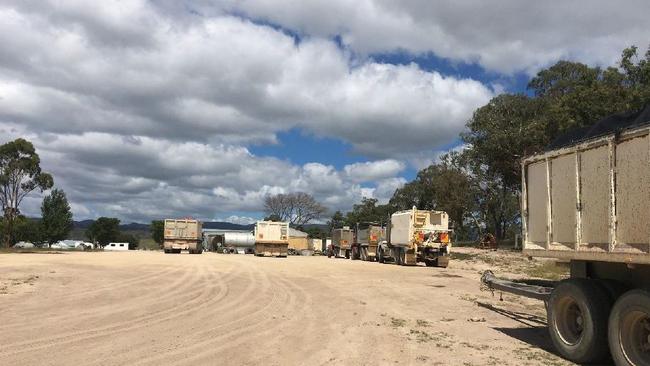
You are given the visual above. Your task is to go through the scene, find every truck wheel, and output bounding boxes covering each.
[547,279,612,364]
[345,250,350,259]
[164,249,170,254]
[608,289,650,366]
[377,248,384,263]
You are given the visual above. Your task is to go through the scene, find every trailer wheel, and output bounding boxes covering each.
[547,279,612,364]
[608,289,650,366]
[377,247,384,263]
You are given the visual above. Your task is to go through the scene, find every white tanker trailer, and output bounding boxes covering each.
[222,232,255,254]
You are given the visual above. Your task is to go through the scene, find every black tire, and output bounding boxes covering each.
[377,247,384,263]
[608,289,650,366]
[345,250,350,259]
[425,259,435,267]
[399,248,406,266]
[547,278,612,364]
[164,249,170,254]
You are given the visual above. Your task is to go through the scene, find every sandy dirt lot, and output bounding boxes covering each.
[0,249,576,366]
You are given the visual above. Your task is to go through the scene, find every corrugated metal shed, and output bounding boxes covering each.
[289,228,308,238]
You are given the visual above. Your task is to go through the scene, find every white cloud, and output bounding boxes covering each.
[344,159,405,183]
[217,215,259,225]
[0,2,492,158]
[2,0,642,222]
[220,0,650,74]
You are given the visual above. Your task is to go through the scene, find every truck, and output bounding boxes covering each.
[254,221,289,257]
[377,208,451,267]
[163,219,203,254]
[329,227,354,259]
[351,223,384,261]
[481,106,650,366]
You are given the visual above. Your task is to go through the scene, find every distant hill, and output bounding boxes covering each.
[70,220,254,235]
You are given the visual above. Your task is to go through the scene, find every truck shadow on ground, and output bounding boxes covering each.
[478,302,613,366]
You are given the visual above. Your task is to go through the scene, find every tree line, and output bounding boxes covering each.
[0,138,139,248]
[329,45,650,241]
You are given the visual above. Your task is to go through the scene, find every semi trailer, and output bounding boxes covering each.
[163,219,203,254]
[481,106,650,366]
[352,223,384,261]
[254,221,289,257]
[329,227,354,259]
[377,208,451,267]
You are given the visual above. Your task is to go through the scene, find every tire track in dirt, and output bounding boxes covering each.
[0,265,187,332]
[0,263,195,336]
[0,260,235,359]
[132,258,287,366]
[168,263,315,366]
[190,272,318,366]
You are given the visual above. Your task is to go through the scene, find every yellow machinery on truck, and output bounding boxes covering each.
[377,208,451,267]
[254,221,289,257]
[163,219,203,254]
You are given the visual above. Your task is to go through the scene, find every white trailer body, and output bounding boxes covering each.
[523,127,650,264]
[105,242,129,251]
[378,208,451,267]
[254,221,289,257]
[329,227,354,259]
[163,219,203,254]
[483,111,650,366]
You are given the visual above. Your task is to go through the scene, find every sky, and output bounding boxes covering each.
[1,0,649,224]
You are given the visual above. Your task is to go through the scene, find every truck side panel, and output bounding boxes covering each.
[523,126,650,264]
[579,145,610,246]
[550,154,577,247]
[526,161,548,247]
[389,212,412,246]
[615,136,650,247]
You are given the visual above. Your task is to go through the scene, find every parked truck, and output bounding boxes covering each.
[163,219,203,254]
[254,221,289,257]
[329,227,354,259]
[377,208,451,267]
[481,106,650,366]
[352,223,384,261]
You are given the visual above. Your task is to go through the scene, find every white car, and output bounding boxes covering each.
[14,241,35,249]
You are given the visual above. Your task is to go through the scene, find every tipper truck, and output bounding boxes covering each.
[163,219,203,254]
[329,227,354,259]
[352,223,384,261]
[254,221,289,257]
[377,208,451,267]
[481,106,650,366]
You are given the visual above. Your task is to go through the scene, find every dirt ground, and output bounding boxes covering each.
[0,248,577,366]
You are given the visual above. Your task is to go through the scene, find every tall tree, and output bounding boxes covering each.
[327,211,346,232]
[264,192,327,226]
[345,198,391,226]
[389,153,479,239]
[150,220,164,248]
[85,217,120,247]
[41,189,73,244]
[0,138,53,247]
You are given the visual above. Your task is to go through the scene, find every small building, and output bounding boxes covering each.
[288,228,309,251]
[309,238,325,252]
[105,242,129,251]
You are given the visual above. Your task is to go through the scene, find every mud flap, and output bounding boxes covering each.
[404,249,417,265]
[436,255,450,268]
